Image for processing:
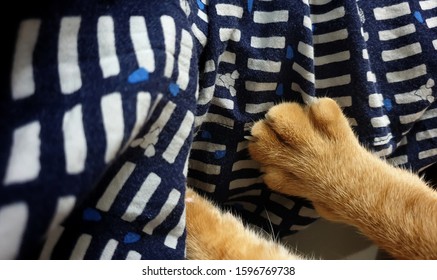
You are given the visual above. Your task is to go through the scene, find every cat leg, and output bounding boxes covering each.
[248,98,364,221]
[185,187,302,260]
[248,98,437,259]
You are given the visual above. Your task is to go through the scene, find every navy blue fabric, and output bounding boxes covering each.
[1,0,436,259]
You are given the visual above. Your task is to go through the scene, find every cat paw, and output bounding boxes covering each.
[248,98,364,204]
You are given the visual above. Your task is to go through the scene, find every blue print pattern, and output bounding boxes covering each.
[0,0,436,259]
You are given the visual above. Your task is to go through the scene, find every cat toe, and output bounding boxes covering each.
[307,98,354,141]
[262,167,310,198]
[248,120,283,164]
[262,102,317,147]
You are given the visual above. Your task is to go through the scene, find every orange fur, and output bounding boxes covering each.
[186,98,437,260]
[185,188,301,259]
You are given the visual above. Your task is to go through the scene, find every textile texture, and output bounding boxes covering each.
[0,0,436,259]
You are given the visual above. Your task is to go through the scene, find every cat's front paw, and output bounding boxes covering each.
[248,98,366,209]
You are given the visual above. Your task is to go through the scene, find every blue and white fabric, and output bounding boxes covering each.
[1,0,436,259]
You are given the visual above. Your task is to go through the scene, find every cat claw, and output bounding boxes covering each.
[244,135,256,142]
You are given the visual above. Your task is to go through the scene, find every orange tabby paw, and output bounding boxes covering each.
[248,98,365,203]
